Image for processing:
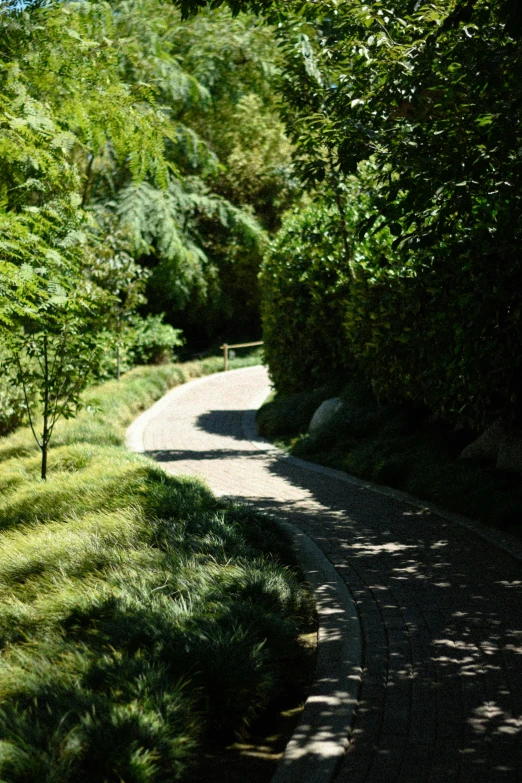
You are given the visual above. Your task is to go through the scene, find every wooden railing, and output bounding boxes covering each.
[220,341,263,371]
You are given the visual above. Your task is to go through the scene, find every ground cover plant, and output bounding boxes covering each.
[257,383,522,536]
[0,353,314,782]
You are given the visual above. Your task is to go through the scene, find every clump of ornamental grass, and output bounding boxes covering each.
[0,444,313,782]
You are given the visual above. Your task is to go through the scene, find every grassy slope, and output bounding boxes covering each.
[0,351,314,782]
[257,380,522,536]
[0,349,264,462]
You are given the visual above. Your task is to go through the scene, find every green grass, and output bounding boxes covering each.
[0,348,264,464]
[257,380,522,536]
[0,350,315,782]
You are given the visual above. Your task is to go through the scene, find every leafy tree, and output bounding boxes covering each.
[106,1,295,343]
[181,0,522,428]
[2,275,105,479]
[1,0,295,454]
[212,93,295,232]
[168,10,296,228]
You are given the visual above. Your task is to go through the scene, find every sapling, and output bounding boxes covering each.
[3,288,103,480]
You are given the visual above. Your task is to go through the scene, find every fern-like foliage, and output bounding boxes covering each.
[114,176,264,309]
[0,0,291,354]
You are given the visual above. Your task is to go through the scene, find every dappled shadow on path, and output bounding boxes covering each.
[144,402,522,782]
[235,454,522,783]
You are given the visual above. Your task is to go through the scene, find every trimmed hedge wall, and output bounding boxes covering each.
[261,179,522,431]
[259,202,352,395]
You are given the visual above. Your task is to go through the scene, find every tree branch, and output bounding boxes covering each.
[15,353,42,450]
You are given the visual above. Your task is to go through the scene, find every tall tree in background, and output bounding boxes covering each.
[178,0,522,429]
[1,0,295,373]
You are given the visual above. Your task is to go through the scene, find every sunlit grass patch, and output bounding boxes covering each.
[0,447,155,530]
[0,357,313,782]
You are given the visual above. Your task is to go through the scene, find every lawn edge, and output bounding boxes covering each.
[127,367,365,783]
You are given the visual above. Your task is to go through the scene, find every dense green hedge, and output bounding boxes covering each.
[261,179,522,431]
[259,201,352,395]
[344,251,522,429]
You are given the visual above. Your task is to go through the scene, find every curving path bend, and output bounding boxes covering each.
[128,365,522,783]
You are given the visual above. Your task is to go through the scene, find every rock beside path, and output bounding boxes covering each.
[308,397,343,434]
[460,419,506,461]
[460,418,522,472]
[497,430,522,472]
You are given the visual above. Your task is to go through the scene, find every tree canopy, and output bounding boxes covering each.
[3,0,522,442]
[0,0,297,470]
[192,0,522,428]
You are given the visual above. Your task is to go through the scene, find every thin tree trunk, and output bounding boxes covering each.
[41,442,48,482]
[41,334,49,481]
[116,315,121,381]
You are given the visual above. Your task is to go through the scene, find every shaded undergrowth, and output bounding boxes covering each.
[257,380,522,536]
[0,351,315,782]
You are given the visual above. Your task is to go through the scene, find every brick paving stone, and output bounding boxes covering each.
[365,746,405,783]
[139,366,522,783]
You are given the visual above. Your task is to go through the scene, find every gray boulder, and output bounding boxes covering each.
[459,419,506,461]
[460,419,522,473]
[497,432,522,473]
[308,397,343,434]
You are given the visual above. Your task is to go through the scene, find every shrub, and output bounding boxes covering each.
[259,200,352,395]
[97,315,184,380]
[128,314,184,365]
[0,376,313,781]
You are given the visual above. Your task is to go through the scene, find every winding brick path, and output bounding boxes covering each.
[141,365,522,783]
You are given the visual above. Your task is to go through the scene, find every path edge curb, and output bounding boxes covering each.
[269,520,362,783]
[243,385,522,564]
[125,367,363,783]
